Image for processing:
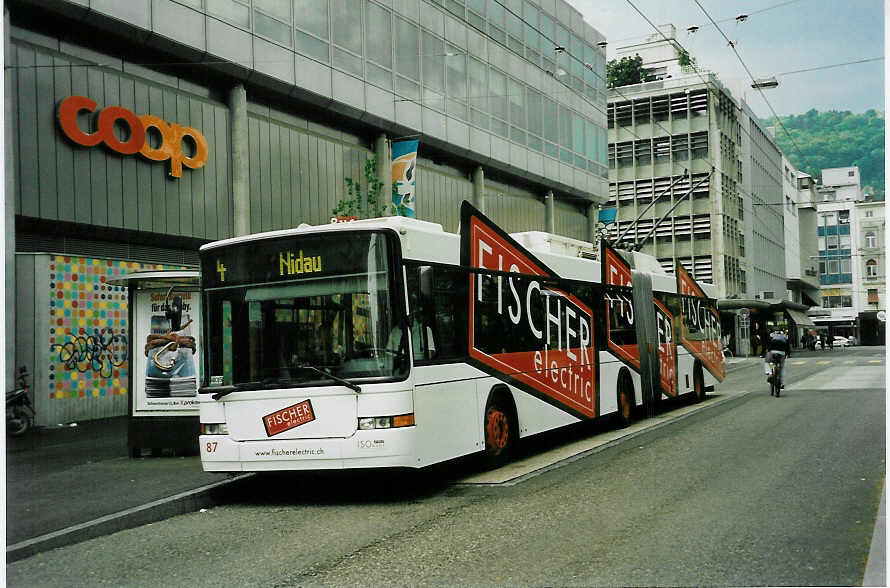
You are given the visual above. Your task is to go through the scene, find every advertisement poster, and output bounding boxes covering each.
[460,201,598,420]
[133,288,201,416]
[392,139,418,218]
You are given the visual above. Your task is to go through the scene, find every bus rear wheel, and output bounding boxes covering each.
[615,372,634,428]
[483,398,515,468]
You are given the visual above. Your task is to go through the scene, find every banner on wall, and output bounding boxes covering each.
[392,139,419,218]
[133,288,201,415]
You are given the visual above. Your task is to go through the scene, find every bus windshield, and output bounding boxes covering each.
[201,231,407,389]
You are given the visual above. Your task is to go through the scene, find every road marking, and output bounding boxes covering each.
[815,360,832,365]
[791,360,806,365]
[843,360,855,364]
[868,360,882,364]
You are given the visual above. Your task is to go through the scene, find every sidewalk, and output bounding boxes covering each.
[5,417,247,562]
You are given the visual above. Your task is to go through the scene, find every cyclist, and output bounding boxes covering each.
[763,330,791,394]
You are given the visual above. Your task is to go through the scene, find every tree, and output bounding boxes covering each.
[677,48,696,69]
[606,54,654,88]
[762,109,885,200]
[332,156,391,219]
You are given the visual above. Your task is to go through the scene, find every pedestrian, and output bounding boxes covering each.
[751,332,759,357]
[827,334,833,351]
[800,333,806,348]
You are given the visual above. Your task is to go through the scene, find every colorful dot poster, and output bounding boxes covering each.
[133,288,201,416]
[48,256,186,412]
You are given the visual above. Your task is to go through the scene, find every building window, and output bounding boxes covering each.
[866,210,874,217]
[295,0,330,61]
[868,288,879,304]
[866,259,878,279]
[848,170,855,177]
[838,210,850,224]
[865,231,877,248]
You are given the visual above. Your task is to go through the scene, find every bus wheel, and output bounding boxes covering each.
[693,364,706,403]
[483,397,515,468]
[615,372,634,428]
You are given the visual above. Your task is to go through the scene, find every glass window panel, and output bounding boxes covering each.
[488,0,504,26]
[572,112,584,154]
[396,76,420,100]
[599,127,607,166]
[559,105,571,148]
[510,126,526,144]
[333,46,363,76]
[508,77,524,127]
[571,35,583,76]
[295,0,328,39]
[295,30,329,61]
[446,45,467,100]
[524,3,538,45]
[585,120,596,160]
[556,25,569,69]
[828,260,839,274]
[818,236,825,250]
[367,62,392,89]
[491,117,509,138]
[840,258,851,273]
[395,18,419,80]
[208,0,249,27]
[448,99,468,120]
[367,4,392,67]
[539,13,554,45]
[528,134,542,152]
[489,68,507,120]
[542,96,557,142]
[331,0,362,54]
[544,141,558,158]
[468,0,486,15]
[255,0,291,21]
[526,88,542,136]
[468,57,488,113]
[445,0,465,17]
[839,234,851,249]
[471,108,489,130]
[560,148,572,163]
[255,11,292,46]
[422,32,445,92]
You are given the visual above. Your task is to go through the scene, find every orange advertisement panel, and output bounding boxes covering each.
[461,202,598,420]
[601,242,640,370]
[653,298,678,397]
[675,264,725,381]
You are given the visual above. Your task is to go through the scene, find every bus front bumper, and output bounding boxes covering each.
[199,426,419,471]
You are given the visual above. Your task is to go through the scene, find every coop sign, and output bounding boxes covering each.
[57,95,208,178]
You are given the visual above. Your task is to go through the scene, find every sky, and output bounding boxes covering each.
[573,0,885,118]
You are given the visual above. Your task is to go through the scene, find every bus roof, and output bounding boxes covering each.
[200,216,717,297]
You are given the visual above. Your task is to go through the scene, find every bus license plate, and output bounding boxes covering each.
[262,400,316,437]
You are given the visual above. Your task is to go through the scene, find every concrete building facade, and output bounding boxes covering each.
[6,0,610,422]
[855,198,885,344]
[814,167,863,339]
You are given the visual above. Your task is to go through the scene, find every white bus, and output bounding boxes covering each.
[198,202,724,472]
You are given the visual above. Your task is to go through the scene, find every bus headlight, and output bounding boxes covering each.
[358,414,415,430]
[201,423,229,435]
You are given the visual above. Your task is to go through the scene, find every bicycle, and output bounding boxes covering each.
[767,357,783,397]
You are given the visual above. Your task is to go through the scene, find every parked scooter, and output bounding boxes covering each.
[7,366,35,436]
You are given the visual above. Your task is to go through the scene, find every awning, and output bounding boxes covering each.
[786,308,815,327]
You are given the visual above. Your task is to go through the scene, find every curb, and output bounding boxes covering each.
[7,473,254,563]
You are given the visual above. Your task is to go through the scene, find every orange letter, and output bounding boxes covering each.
[97,106,145,155]
[58,96,102,147]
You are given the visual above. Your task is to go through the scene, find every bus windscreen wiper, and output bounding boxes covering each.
[296,364,362,393]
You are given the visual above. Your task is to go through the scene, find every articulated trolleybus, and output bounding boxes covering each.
[198,202,724,472]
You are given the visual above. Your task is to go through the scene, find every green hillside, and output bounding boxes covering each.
[762,109,884,199]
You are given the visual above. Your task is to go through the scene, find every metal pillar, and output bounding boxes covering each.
[472,166,485,213]
[375,134,390,217]
[229,83,249,236]
[544,191,555,234]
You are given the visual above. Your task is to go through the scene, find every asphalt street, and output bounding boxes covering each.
[7,347,885,587]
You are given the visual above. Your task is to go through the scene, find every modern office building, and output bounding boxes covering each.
[814,167,864,339]
[5,0,609,423]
